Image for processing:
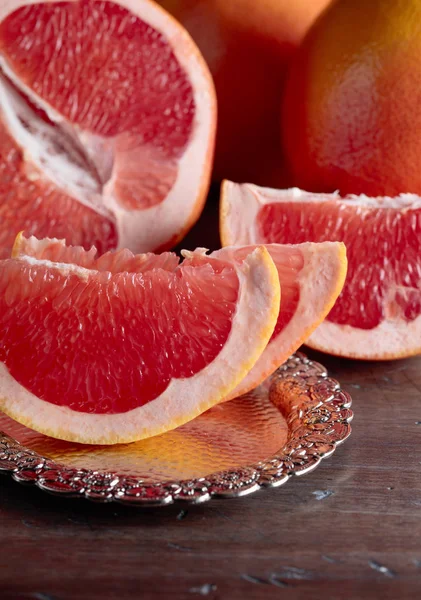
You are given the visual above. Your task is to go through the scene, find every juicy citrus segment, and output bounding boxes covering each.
[0,0,216,255]
[13,233,180,273]
[206,242,346,398]
[221,181,421,360]
[0,260,236,413]
[257,196,421,329]
[0,238,279,444]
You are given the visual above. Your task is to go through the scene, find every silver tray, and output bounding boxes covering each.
[0,352,353,506]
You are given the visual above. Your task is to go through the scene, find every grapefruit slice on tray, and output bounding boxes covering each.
[207,243,347,399]
[0,235,280,445]
[0,0,216,258]
[221,181,421,360]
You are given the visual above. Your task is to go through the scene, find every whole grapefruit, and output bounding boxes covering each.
[159,0,332,186]
[283,0,421,197]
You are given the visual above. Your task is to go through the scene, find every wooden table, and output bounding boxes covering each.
[1,200,421,599]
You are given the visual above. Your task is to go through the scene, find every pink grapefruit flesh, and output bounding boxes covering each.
[0,0,216,257]
[221,181,421,360]
[0,235,279,444]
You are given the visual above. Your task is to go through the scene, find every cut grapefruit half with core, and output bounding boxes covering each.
[0,235,279,444]
[0,0,216,258]
[221,181,421,360]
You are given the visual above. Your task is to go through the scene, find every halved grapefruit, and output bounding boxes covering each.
[0,235,280,444]
[221,181,421,360]
[0,0,216,258]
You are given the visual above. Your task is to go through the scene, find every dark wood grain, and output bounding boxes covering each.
[1,200,421,600]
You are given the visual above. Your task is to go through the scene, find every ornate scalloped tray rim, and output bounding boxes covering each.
[0,353,353,507]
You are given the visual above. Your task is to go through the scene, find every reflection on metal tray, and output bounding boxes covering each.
[0,352,353,506]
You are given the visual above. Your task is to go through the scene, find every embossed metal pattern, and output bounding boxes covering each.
[0,353,353,506]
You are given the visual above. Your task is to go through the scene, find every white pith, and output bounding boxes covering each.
[0,0,216,252]
[221,181,421,359]
[0,248,280,444]
[19,254,97,280]
[0,67,112,216]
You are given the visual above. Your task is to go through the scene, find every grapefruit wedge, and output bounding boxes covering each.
[0,0,216,258]
[221,181,421,360]
[197,243,347,399]
[0,235,279,444]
